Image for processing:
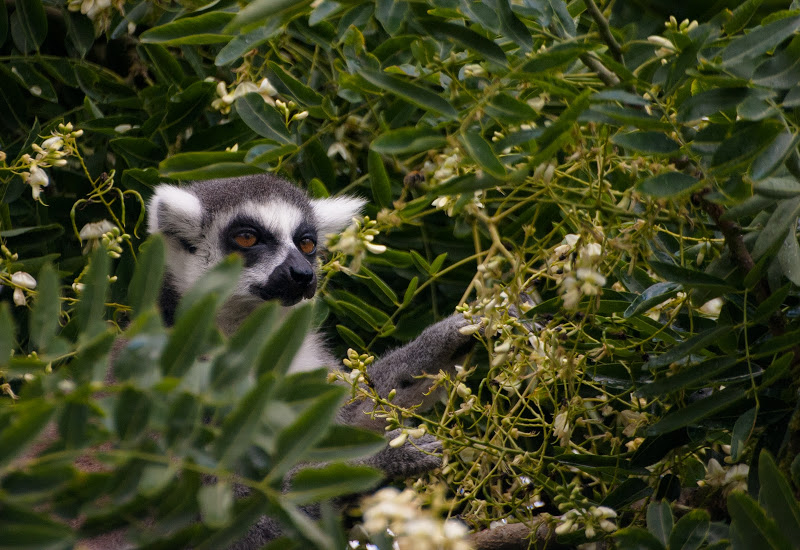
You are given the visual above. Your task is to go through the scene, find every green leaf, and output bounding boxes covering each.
[647,500,673,548]
[636,357,739,398]
[110,137,165,167]
[0,303,14,367]
[268,387,347,484]
[0,502,74,550]
[286,463,382,505]
[497,0,532,51]
[176,255,242,320]
[368,149,392,208]
[669,509,710,550]
[648,261,733,291]
[139,12,235,45]
[198,482,234,529]
[216,21,281,66]
[335,324,366,349]
[624,282,683,318]
[161,294,217,378]
[731,408,756,462]
[10,0,46,53]
[215,373,276,468]
[722,14,800,67]
[225,0,311,33]
[532,90,591,163]
[358,69,458,120]
[752,196,800,261]
[127,235,165,320]
[724,0,764,35]
[778,230,800,286]
[304,424,386,462]
[375,0,408,35]
[678,88,752,122]
[236,93,293,143]
[460,131,506,178]
[614,526,666,550]
[420,20,507,66]
[728,491,793,550]
[268,61,324,108]
[360,266,398,305]
[0,400,55,468]
[711,122,782,173]
[758,451,800,544]
[165,392,201,449]
[0,0,7,48]
[402,277,418,306]
[485,93,537,122]
[210,301,280,395]
[754,177,800,198]
[647,325,733,369]
[28,263,60,353]
[751,132,800,181]
[648,387,747,435]
[76,248,110,341]
[114,388,152,441]
[246,143,298,167]
[612,131,681,155]
[637,172,701,198]
[370,127,447,155]
[255,303,314,377]
[518,42,595,73]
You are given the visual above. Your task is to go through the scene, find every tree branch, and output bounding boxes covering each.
[583,0,624,63]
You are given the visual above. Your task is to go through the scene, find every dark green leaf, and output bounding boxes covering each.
[669,509,710,550]
[335,324,366,349]
[370,127,447,155]
[724,0,764,35]
[76,248,110,341]
[268,387,347,483]
[678,88,751,122]
[161,294,217,378]
[304,424,386,462]
[637,172,701,198]
[268,61,324,108]
[226,0,311,33]
[497,0,532,51]
[368,149,392,208]
[636,357,739,398]
[127,235,165,320]
[375,0,407,34]
[518,42,596,73]
[236,93,293,143]
[114,388,152,441]
[612,131,681,155]
[215,373,276,468]
[646,325,733,369]
[287,463,382,504]
[0,400,55,468]
[624,282,683,318]
[0,303,14,367]
[614,526,666,550]
[485,93,537,122]
[648,387,747,435]
[420,20,507,66]
[751,132,800,180]
[758,451,800,544]
[140,12,235,45]
[358,69,458,120]
[778,230,800,286]
[216,21,281,66]
[752,196,800,261]
[28,263,60,353]
[255,302,314,377]
[0,502,74,550]
[728,491,793,550]
[10,0,46,53]
[647,500,673,548]
[460,131,506,178]
[722,14,800,67]
[731,408,756,462]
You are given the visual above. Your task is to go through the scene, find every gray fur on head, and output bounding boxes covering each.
[147,175,364,337]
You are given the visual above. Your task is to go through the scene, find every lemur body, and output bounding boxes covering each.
[145,175,473,547]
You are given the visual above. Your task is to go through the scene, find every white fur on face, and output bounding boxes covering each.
[147,185,202,236]
[311,196,366,245]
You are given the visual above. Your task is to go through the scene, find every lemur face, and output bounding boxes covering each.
[147,175,364,313]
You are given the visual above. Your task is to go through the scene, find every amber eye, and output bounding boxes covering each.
[298,238,316,255]
[234,232,258,248]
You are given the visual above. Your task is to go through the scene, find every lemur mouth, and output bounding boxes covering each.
[252,285,316,307]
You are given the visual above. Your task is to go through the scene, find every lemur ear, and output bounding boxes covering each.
[311,195,366,244]
[147,185,203,241]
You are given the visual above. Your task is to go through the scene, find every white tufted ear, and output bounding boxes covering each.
[311,195,366,242]
[147,185,203,240]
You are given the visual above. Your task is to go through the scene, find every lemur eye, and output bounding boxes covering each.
[299,238,316,255]
[234,232,258,248]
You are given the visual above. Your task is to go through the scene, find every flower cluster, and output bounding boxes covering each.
[67,0,124,34]
[552,235,607,310]
[700,458,749,496]
[424,148,462,184]
[361,487,472,550]
[17,123,83,201]
[553,481,617,539]
[326,216,385,273]
[10,271,37,307]
[211,78,282,115]
[79,220,128,257]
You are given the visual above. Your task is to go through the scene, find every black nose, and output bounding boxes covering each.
[290,264,314,285]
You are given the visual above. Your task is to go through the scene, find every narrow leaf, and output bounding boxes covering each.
[637,172,701,198]
[286,463,382,505]
[460,131,506,178]
[647,500,673,548]
[358,69,458,120]
[127,235,165,320]
[648,387,747,435]
[368,150,392,208]
[235,93,293,144]
[758,451,800,544]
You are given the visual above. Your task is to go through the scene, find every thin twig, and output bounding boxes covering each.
[579,53,620,87]
[583,0,623,63]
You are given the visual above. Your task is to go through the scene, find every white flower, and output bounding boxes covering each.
[699,297,723,318]
[389,432,408,448]
[23,164,49,200]
[11,271,37,289]
[41,136,64,151]
[13,288,26,306]
[114,124,132,134]
[703,458,726,487]
[79,220,116,241]
[257,77,278,97]
[553,411,571,445]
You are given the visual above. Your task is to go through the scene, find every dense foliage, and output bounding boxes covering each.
[4,0,800,548]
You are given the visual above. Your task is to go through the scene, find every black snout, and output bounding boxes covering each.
[253,250,318,306]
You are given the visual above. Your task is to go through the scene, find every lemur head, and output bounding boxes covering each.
[147,175,364,325]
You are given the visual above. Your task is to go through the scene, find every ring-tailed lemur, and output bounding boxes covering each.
[145,175,474,547]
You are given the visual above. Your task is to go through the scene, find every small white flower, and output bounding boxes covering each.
[389,432,408,448]
[11,271,37,289]
[24,164,49,200]
[13,288,27,306]
[114,124,132,134]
